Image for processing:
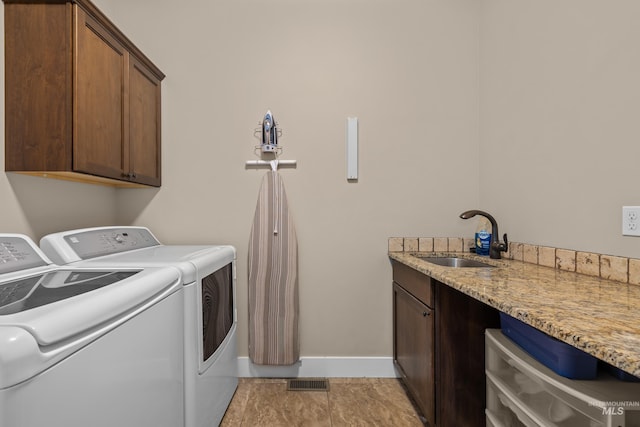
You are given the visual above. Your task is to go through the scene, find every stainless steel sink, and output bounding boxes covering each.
[416,256,494,268]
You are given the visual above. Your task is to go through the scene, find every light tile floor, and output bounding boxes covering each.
[220,378,425,426]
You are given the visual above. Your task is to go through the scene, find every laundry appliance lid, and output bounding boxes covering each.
[0,265,181,389]
[0,266,181,346]
[40,226,235,283]
[72,245,235,283]
[0,269,140,315]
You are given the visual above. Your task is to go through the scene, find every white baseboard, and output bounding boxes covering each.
[238,356,399,378]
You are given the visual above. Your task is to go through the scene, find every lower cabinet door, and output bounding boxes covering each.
[393,282,435,425]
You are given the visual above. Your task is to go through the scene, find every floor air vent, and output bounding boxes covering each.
[287,378,329,392]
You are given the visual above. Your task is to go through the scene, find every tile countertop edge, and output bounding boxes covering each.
[389,251,640,378]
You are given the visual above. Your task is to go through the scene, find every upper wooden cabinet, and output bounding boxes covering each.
[3,0,164,187]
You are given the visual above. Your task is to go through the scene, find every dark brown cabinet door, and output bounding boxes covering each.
[393,283,435,426]
[129,57,162,186]
[4,2,73,172]
[73,7,128,181]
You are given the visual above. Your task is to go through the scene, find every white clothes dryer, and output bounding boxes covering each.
[41,227,237,427]
[0,234,184,427]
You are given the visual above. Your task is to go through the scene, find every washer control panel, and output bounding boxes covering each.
[0,235,48,274]
[62,228,159,260]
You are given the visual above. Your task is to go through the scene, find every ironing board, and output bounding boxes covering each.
[248,170,299,365]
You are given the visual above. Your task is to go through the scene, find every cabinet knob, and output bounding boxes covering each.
[422,311,430,317]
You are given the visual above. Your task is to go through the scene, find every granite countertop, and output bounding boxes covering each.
[389,251,640,377]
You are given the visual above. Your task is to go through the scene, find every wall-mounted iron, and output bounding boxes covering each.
[247,110,295,171]
[259,110,280,153]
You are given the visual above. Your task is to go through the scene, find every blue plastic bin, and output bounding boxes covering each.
[599,361,640,382]
[500,313,598,380]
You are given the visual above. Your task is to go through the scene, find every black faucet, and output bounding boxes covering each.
[459,210,509,259]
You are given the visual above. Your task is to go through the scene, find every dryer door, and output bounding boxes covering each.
[201,262,234,365]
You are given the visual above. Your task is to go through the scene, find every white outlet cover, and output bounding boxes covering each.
[622,206,640,236]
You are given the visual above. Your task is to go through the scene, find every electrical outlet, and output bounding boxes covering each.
[622,206,640,236]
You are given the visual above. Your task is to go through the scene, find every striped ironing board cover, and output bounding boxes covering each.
[248,170,299,365]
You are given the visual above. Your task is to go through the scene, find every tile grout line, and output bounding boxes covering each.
[326,381,334,427]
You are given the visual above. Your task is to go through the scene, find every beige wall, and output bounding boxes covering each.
[107,0,481,357]
[479,0,640,258]
[0,173,117,239]
[3,0,637,359]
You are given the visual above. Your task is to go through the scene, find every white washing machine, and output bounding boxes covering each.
[0,234,184,427]
[41,227,238,427]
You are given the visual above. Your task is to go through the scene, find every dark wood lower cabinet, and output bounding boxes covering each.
[393,282,435,426]
[392,260,500,427]
[435,280,500,427]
